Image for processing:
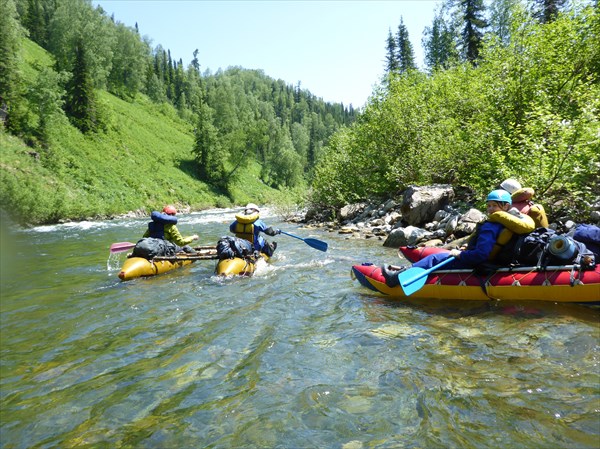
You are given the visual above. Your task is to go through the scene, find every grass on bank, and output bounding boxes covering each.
[1,40,300,226]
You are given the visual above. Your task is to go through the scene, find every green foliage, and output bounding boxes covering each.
[312,5,599,217]
[107,22,149,100]
[47,0,115,88]
[0,0,27,134]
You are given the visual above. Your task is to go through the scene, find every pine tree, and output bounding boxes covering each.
[532,0,566,23]
[384,28,399,74]
[24,0,48,45]
[396,17,416,73]
[0,0,26,133]
[65,39,98,133]
[423,12,459,71]
[459,0,487,63]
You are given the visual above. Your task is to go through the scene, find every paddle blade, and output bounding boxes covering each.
[110,242,135,253]
[398,267,428,296]
[304,238,328,252]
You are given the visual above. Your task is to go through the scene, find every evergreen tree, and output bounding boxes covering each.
[458,0,488,63]
[396,17,416,73]
[532,0,566,23]
[385,28,399,74]
[65,39,98,133]
[23,0,49,45]
[423,11,459,71]
[0,0,26,133]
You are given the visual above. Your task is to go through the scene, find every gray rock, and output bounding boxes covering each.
[339,203,367,221]
[401,185,455,226]
[461,208,485,223]
[383,226,433,248]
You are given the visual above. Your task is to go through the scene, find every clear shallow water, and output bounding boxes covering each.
[1,208,599,448]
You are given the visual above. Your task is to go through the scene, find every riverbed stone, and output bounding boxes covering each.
[401,185,455,226]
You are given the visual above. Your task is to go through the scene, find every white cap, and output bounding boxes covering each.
[500,178,522,194]
[245,203,260,213]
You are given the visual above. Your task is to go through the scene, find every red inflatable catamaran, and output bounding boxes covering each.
[351,246,600,302]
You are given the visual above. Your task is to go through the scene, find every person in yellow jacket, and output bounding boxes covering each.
[500,178,549,228]
[143,205,199,248]
[229,203,280,256]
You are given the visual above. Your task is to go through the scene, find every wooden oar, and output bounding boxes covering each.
[109,242,216,254]
[398,256,456,296]
[279,230,328,252]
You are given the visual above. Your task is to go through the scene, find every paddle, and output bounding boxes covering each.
[110,242,136,253]
[279,230,328,252]
[109,242,216,254]
[398,256,456,296]
[153,254,218,261]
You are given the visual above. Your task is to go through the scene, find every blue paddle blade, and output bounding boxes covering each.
[398,267,428,296]
[305,238,328,252]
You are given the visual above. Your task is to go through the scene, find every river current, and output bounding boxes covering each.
[1,208,598,448]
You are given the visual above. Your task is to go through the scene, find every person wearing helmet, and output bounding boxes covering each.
[500,178,549,228]
[229,203,280,257]
[382,190,515,286]
[143,205,199,248]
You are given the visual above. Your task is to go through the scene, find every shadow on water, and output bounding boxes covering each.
[364,294,600,323]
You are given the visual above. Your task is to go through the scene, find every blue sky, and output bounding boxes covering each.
[93,0,443,108]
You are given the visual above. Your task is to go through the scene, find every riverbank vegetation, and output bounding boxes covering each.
[311,1,599,222]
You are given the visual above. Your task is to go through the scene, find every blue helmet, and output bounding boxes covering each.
[487,189,512,205]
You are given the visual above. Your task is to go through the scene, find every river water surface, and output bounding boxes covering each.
[1,208,599,448]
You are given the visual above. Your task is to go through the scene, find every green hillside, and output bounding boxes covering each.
[1,40,293,225]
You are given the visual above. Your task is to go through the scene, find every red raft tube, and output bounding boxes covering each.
[351,246,600,302]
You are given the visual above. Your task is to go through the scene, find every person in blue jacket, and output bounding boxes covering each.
[229,203,280,257]
[382,190,514,287]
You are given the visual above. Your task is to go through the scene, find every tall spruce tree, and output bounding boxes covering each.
[396,17,416,73]
[385,28,399,74]
[423,11,459,71]
[65,39,98,133]
[459,0,487,63]
[0,0,26,133]
[532,0,566,23]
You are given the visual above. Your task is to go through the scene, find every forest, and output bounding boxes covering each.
[1,0,598,225]
[0,0,356,224]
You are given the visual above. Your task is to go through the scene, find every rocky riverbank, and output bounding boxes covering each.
[298,184,600,249]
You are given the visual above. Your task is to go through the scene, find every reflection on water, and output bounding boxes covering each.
[1,209,599,448]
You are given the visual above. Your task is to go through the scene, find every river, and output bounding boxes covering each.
[1,208,598,448]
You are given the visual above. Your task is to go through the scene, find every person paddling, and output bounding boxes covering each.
[229,203,280,257]
[382,190,516,287]
[143,205,199,250]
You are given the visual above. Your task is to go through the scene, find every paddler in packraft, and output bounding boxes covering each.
[229,203,280,257]
[139,205,199,255]
[382,189,533,287]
